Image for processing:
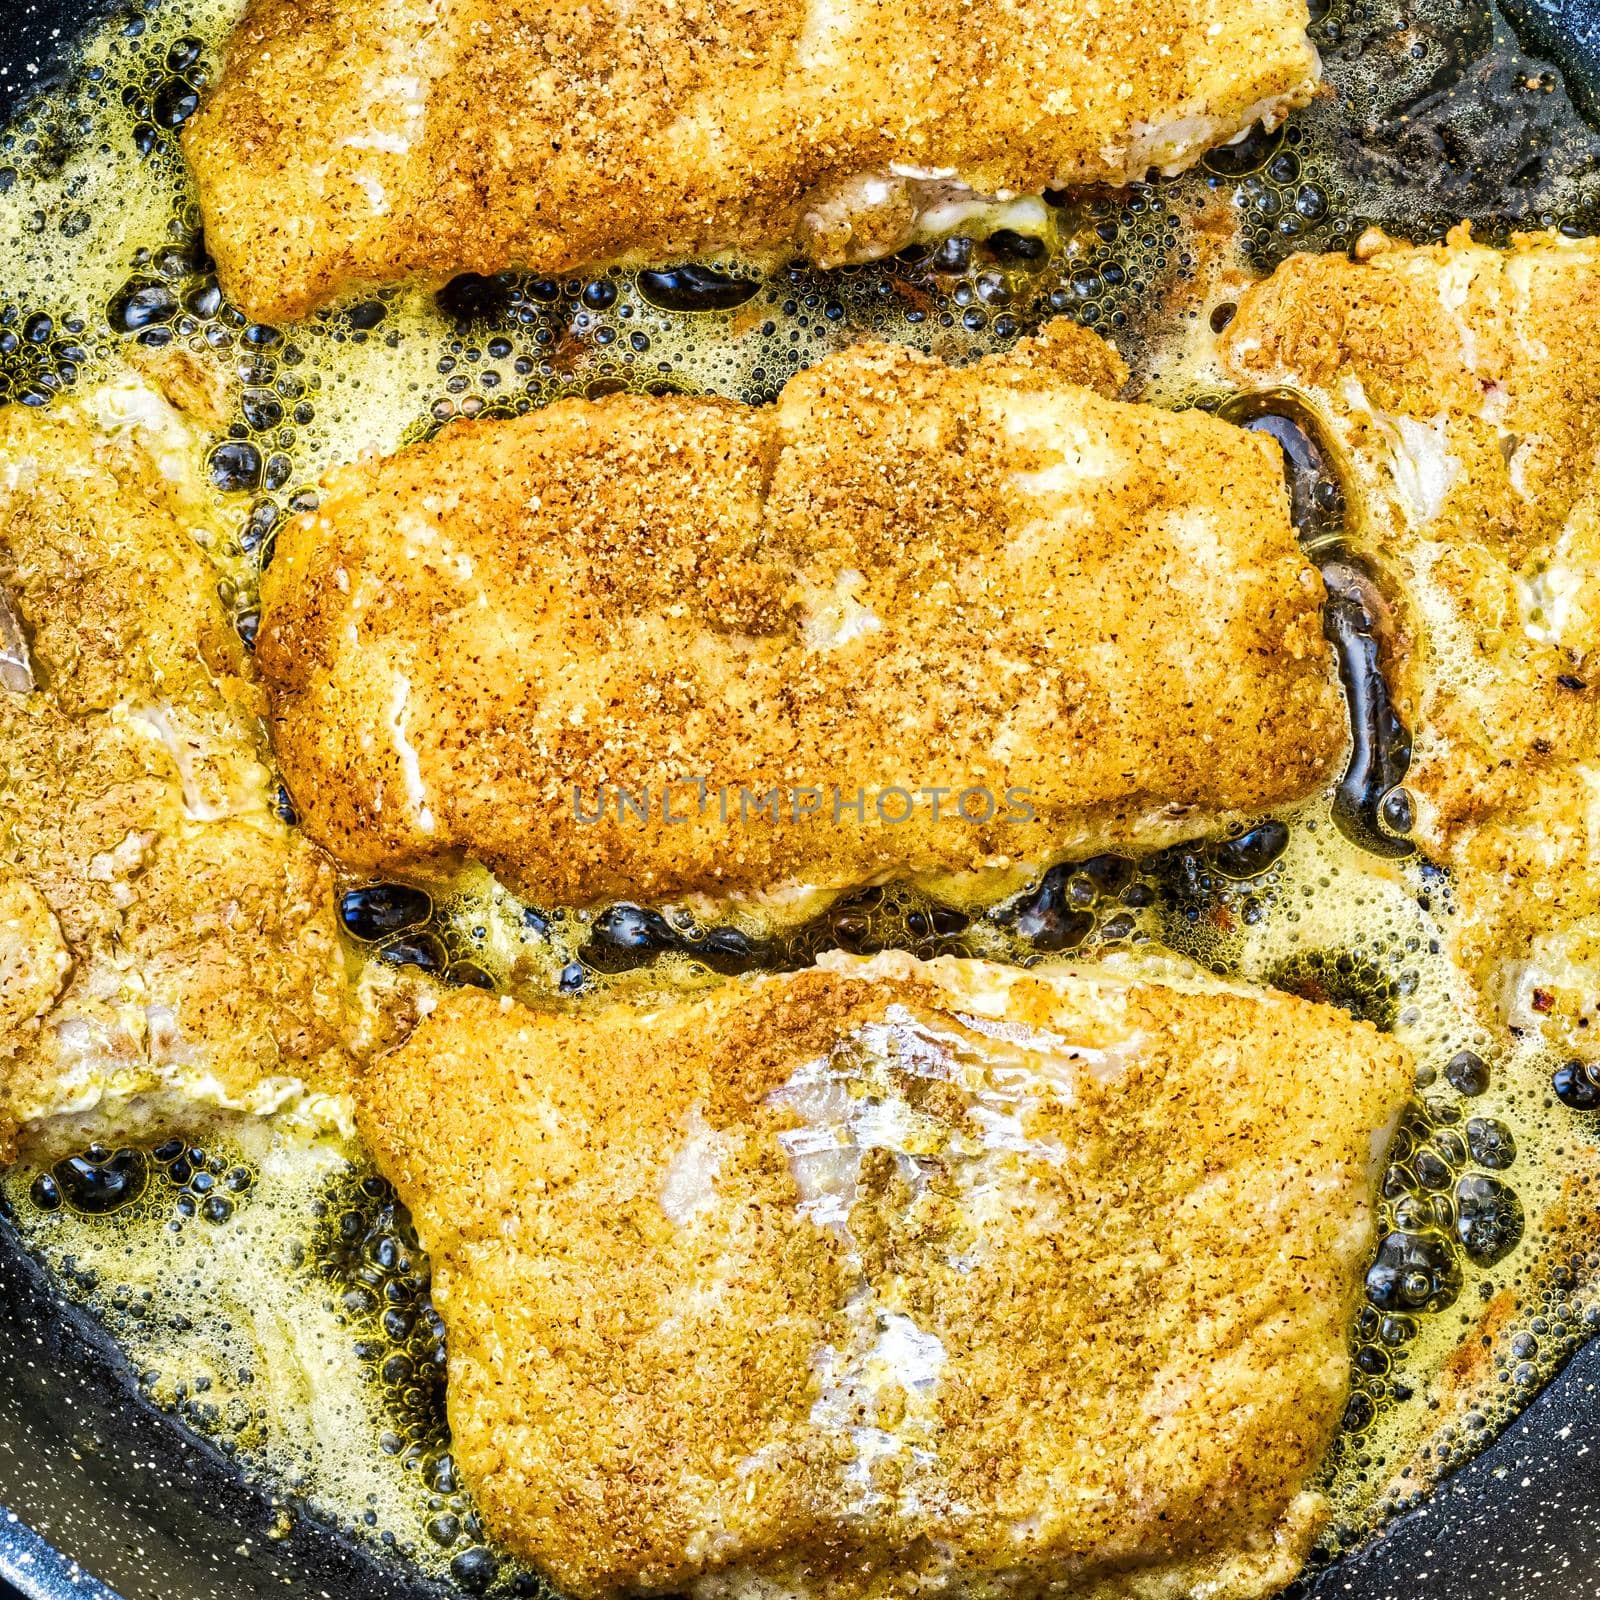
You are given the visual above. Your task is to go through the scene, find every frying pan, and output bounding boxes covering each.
[4,1,1600,1598]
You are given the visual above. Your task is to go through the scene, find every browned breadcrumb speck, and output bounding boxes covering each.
[357,948,1413,1600]
[257,322,1344,909]
[1220,225,1600,1052]
[181,0,1320,322]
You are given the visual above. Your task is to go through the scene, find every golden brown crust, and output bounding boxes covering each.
[0,382,355,1148]
[357,950,1412,1600]
[182,0,1319,322]
[257,324,1344,909]
[1220,227,1600,1044]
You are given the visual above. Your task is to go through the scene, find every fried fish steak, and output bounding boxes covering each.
[0,376,357,1152]
[182,0,1319,323]
[358,948,1412,1600]
[257,323,1343,912]
[1220,225,1600,1053]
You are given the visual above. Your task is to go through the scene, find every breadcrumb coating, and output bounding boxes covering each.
[358,948,1411,1600]
[0,377,356,1151]
[258,323,1343,911]
[1221,225,1600,1052]
[182,0,1319,322]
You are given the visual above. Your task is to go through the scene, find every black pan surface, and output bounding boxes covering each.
[2,2,1600,1598]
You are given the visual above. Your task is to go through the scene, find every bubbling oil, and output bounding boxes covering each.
[10,790,1600,1587]
[3,1111,546,1593]
[2,0,1600,1593]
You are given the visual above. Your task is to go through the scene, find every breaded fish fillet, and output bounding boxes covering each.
[1220,226,1600,1052]
[258,323,1343,912]
[183,0,1320,323]
[358,948,1412,1600]
[0,376,356,1152]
